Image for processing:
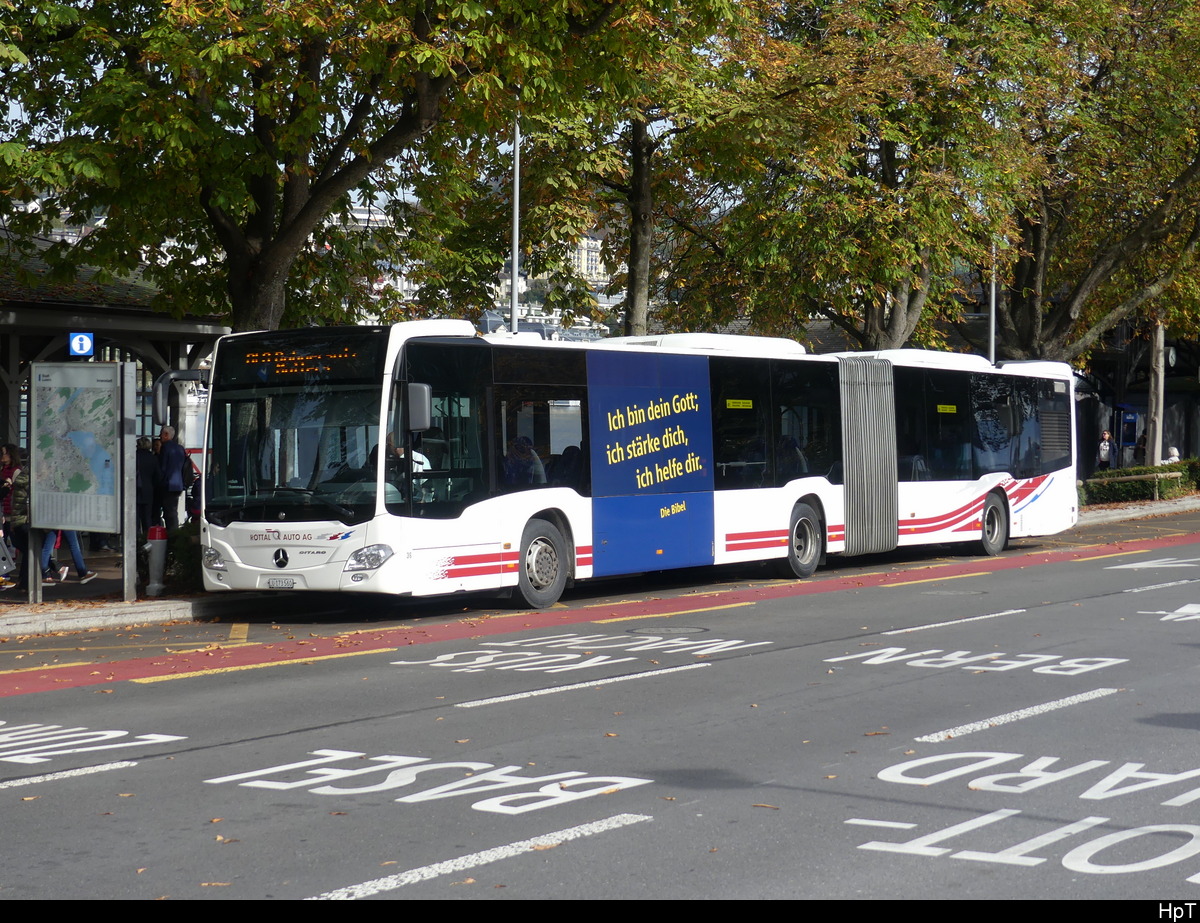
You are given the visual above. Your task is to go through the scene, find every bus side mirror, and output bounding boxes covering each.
[408,383,432,433]
[153,369,209,427]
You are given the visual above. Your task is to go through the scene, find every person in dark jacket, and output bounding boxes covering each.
[136,436,161,538]
[158,426,188,532]
[4,459,30,592]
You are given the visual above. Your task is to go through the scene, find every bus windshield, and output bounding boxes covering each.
[204,329,390,527]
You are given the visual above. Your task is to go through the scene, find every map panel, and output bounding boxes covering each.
[30,363,121,532]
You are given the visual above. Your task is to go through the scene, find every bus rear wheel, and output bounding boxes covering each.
[979,494,1009,556]
[777,502,822,579]
[517,519,568,608]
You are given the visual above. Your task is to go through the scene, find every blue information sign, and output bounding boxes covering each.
[69,332,94,357]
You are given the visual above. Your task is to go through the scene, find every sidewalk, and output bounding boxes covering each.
[3,495,1200,638]
[0,546,265,637]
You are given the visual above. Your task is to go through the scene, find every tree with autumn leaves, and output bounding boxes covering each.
[3,0,1199,362]
[645,0,1200,361]
[979,0,1200,362]
[0,0,730,332]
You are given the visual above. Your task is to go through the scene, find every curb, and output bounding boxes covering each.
[0,593,270,638]
[3,496,1200,638]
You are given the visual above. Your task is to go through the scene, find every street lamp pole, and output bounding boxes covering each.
[510,114,521,334]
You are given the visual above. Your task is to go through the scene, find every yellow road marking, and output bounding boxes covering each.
[887,571,990,587]
[163,643,257,654]
[228,623,249,643]
[1075,549,1151,561]
[1,644,181,653]
[0,660,92,676]
[596,603,753,623]
[131,647,395,683]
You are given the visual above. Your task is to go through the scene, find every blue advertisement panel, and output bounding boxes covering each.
[587,351,714,575]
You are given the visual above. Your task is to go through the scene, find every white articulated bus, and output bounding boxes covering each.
[193,320,1077,607]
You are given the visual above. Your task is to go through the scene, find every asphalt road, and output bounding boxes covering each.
[4,512,1200,899]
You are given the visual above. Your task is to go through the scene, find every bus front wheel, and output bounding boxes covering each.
[979,494,1009,556]
[778,502,822,579]
[517,519,568,608]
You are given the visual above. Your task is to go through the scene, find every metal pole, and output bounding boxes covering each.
[510,115,520,334]
[988,242,997,365]
[122,362,137,602]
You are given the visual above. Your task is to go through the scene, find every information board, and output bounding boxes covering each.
[30,362,121,532]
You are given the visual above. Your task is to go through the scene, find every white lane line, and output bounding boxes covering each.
[882,609,1026,635]
[1124,579,1200,594]
[915,688,1119,743]
[455,663,711,708]
[0,761,138,788]
[307,812,653,900]
[844,818,918,829]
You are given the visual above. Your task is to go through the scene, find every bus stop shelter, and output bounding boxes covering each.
[0,231,229,443]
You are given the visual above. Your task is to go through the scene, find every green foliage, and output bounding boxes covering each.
[645,0,1041,348]
[2,0,726,331]
[402,0,738,333]
[985,0,1200,361]
[7,0,1194,358]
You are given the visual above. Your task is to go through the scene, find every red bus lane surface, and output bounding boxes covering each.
[0,531,1192,697]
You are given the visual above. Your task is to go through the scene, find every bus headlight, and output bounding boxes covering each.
[202,547,227,571]
[344,544,394,571]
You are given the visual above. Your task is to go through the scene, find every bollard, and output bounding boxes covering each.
[146,525,168,597]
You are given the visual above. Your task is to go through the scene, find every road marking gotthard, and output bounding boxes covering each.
[0,532,1192,697]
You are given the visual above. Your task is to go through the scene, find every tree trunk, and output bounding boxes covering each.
[1148,321,1165,466]
[226,243,294,332]
[624,118,655,337]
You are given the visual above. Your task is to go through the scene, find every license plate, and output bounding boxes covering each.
[266,577,295,589]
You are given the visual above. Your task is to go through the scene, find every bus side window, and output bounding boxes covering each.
[711,357,771,490]
[493,388,586,496]
[774,360,841,485]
